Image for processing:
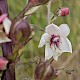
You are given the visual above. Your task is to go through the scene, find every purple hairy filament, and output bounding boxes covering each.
[50,35,60,48]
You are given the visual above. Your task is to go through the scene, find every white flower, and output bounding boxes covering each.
[0,14,12,43]
[0,14,12,35]
[38,24,72,61]
[3,17,12,35]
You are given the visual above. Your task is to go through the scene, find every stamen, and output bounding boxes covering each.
[50,34,60,48]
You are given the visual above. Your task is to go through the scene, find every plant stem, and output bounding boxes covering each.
[0,0,15,80]
[16,2,31,20]
[47,0,51,25]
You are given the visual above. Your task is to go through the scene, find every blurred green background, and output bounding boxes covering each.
[6,0,80,80]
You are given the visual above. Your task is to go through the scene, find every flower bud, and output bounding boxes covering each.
[10,17,31,45]
[58,7,70,16]
[0,57,8,71]
[35,62,46,80]
[43,65,57,80]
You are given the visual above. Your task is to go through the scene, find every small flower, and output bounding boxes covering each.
[51,7,70,20]
[38,24,72,61]
[0,14,12,35]
[0,57,8,70]
[58,7,70,16]
[0,14,11,43]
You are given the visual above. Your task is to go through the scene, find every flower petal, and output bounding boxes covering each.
[59,37,72,53]
[51,46,62,61]
[0,14,7,23]
[3,18,12,35]
[59,24,70,37]
[0,31,11,43]
[45,43,53,61]
[45,24,59,35]
[0,37,11,43]
[38,33,50,48]
[53,55,58,61]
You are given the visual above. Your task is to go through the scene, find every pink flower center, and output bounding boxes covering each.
[50,35,60,48]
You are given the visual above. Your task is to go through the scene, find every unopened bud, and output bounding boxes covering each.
[51,7,70,20]
[0,57,8,71]
[58,7,70,16]
[35,62,46,80]
[43,65,57,80]
[10,17,31,45]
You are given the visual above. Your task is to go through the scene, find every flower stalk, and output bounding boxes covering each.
[0,0,15,80]
[47,0,51,25]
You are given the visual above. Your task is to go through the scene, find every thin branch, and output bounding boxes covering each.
[15,2,32,20]
[47,0,51,25]
[14,38,33,63]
